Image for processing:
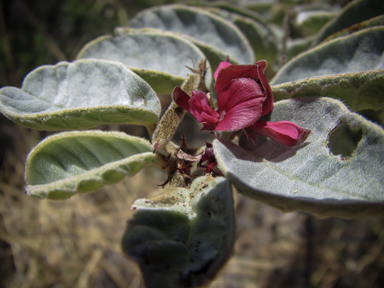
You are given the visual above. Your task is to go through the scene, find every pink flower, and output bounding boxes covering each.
[173,58,273,131]
[245,121,311,147]
[174,58,311,147]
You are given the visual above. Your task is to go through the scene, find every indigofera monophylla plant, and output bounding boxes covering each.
[1,1,384,287]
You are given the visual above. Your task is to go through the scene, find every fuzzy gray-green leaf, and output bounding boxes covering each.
[286,37,314,61]
[25,131,155,199]
[214,97,384,217]
[191,1,268,25]
[311,0,384,47]
[294,10,338,37]
[116,27,231,87]
[271,27,384,85]
[322,14,384,43]
[127,4,254,64]
[272,69,384,111]
[0,59,161,130]
[77,28,212,94]
[122,176,235,288]
[208,7,278,70]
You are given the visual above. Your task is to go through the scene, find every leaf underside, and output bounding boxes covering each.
[214,97,384,217]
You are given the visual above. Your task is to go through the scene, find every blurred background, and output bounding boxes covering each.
[1,0,384,287]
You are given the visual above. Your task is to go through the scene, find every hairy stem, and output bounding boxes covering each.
[152,60,206,152]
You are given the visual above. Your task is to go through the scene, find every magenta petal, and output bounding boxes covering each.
[174,88,220,131]
[214,60,232,81]
[193,90,211,108]
[215,78,265,131]
[248,121,311,146]
[256,62,274,116]
[172,86,191,112]
[188,90,219,129]
[215,65,257,92]
[215,60,266,92]
[200,122,217,131]
[217,78,264,112]
[205,161,218,175]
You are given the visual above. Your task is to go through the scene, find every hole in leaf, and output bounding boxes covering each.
[358,109,384,128]
[327,121,363,159]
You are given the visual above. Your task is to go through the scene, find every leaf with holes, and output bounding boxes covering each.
[213,97,384,217]
[77,28,213,94]
[271,27,384,85]
[0,59,161,131]
[272,69,384,111]
[122,176,235,288]
[25,131,156,199]
[127,4,254,65]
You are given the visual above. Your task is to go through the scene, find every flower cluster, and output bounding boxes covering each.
[197,143,223,177]
[174,58,311,147]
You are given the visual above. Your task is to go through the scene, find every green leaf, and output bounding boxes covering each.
[127,4,255,64]
[271,27,384,85]
[208,7,278,70]
[188,1,268,25]
[189,2,278,67]
[245,0,276,12]
[286,37,313,61]
[0,59,161,131]
[122,176,235,288]
[25,131,155,199]
[188,35,234,73]
[322,14,384,44]
[272,69,384,111]
[293,10,338,37]
[77,28,213,94]
[311,0,384,47]
[115,27,233,88]
[213,97,384,217]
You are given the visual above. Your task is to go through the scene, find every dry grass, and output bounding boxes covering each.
[0,122,161,288]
